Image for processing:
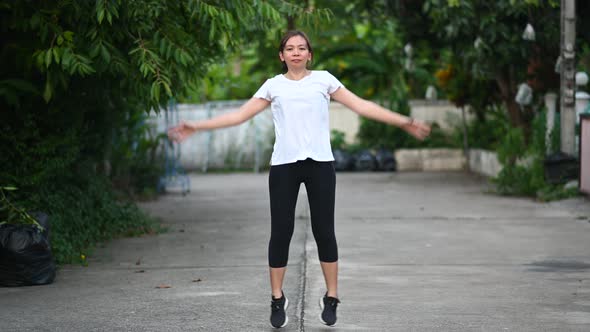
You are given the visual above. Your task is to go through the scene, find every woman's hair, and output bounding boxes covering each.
[278,30,313,72]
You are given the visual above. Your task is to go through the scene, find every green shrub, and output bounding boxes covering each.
[0,113,81,189]
[330,129,347,150]
[24,174,163,265]
[0,187,44,230]
[455,105,506,150]
[357,103,503,151]
[492,111,578,200]
[356,88,417,150]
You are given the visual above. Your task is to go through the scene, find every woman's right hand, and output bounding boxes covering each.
[167,121,198,143]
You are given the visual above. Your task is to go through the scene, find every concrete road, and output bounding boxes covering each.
[1,172,589,331]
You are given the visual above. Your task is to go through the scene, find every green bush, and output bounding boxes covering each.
[455,106,506,150]
[330,129,347,150]
[493,111,546,196]
[23,174,163,265]
[0,113,81,189]
[0,187,44,230]
[357,100,500,151]
[356,88,417,150]
[492,111,578,200]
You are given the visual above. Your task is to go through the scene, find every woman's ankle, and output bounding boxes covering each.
[272,290,284,299]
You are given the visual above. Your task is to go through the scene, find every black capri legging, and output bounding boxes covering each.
[268,158,338,268]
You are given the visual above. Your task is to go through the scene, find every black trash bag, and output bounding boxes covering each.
[374,148,397,172]
[333,149,355,171]
[354,150,377,171]
[0,212,56,286]
[544,152,579,184]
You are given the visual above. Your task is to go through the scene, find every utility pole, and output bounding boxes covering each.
[560,0,576,155]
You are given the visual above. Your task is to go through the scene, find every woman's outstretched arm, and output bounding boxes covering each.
[168,97,270,142]
[330,87,431,140]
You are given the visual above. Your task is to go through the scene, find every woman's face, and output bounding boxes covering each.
[279,35,312,71]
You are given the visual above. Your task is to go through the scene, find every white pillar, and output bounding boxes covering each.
[560,0,576,155]
[544,92,558,154]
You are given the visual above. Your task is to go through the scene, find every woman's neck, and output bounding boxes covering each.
[284,69,310,81]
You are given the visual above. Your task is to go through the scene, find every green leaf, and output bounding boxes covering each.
[90,43,101,58]
[61,49,72,66]
[166,44,173,59]
[43,79,52,102]
[209,20,216,40]
[101,45,111,63]
[45,49,52,68]
[35,51,45,68]
[97,9,105,24]
[150,81,160,101]
[1,186,18,191]
[162,81,172,96]
[179,52,187,66]
[52,48,60,64]
[64,31,74,42]
[76,60,95,76]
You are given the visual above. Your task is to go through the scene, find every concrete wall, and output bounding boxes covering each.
[149,102,274,171]
[329,102,360,144]
[150,101,360,170]
[395,148,466,171]
[468,149,502,178]
[331,99,474,144]
[409,100,474,132]
[395,148,502,178]
[151,100,495,174]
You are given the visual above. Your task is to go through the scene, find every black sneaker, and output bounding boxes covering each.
[270,292,289,328]
[319,293,340,326]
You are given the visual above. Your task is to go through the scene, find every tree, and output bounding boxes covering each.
[0,0,331,263]
[0,0,331,188]
[423,0,561,132]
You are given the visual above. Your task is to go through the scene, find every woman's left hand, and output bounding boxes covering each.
[402,119,431,141]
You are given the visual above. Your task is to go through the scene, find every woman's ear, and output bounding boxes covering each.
[279,52,285,62]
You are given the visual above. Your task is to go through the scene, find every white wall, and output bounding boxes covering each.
[409,100,474,132]
[149,102,274,171]
[330,99,474,146]
[149,99,472,171]
[150,101,360,171]
[329,102,360,144]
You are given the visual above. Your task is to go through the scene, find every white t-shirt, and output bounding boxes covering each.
[253,70,344,166]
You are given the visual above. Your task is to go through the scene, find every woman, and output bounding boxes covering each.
[168,30,430,328]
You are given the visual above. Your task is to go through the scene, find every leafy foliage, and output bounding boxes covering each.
[423,0,561,130]
[356,88,414,150]
[330,130,347,151]
[0,187,44,230]
[492,109,577,200]
[0,0,331,264]
[456,106,507,150]
[29,175,163,264]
